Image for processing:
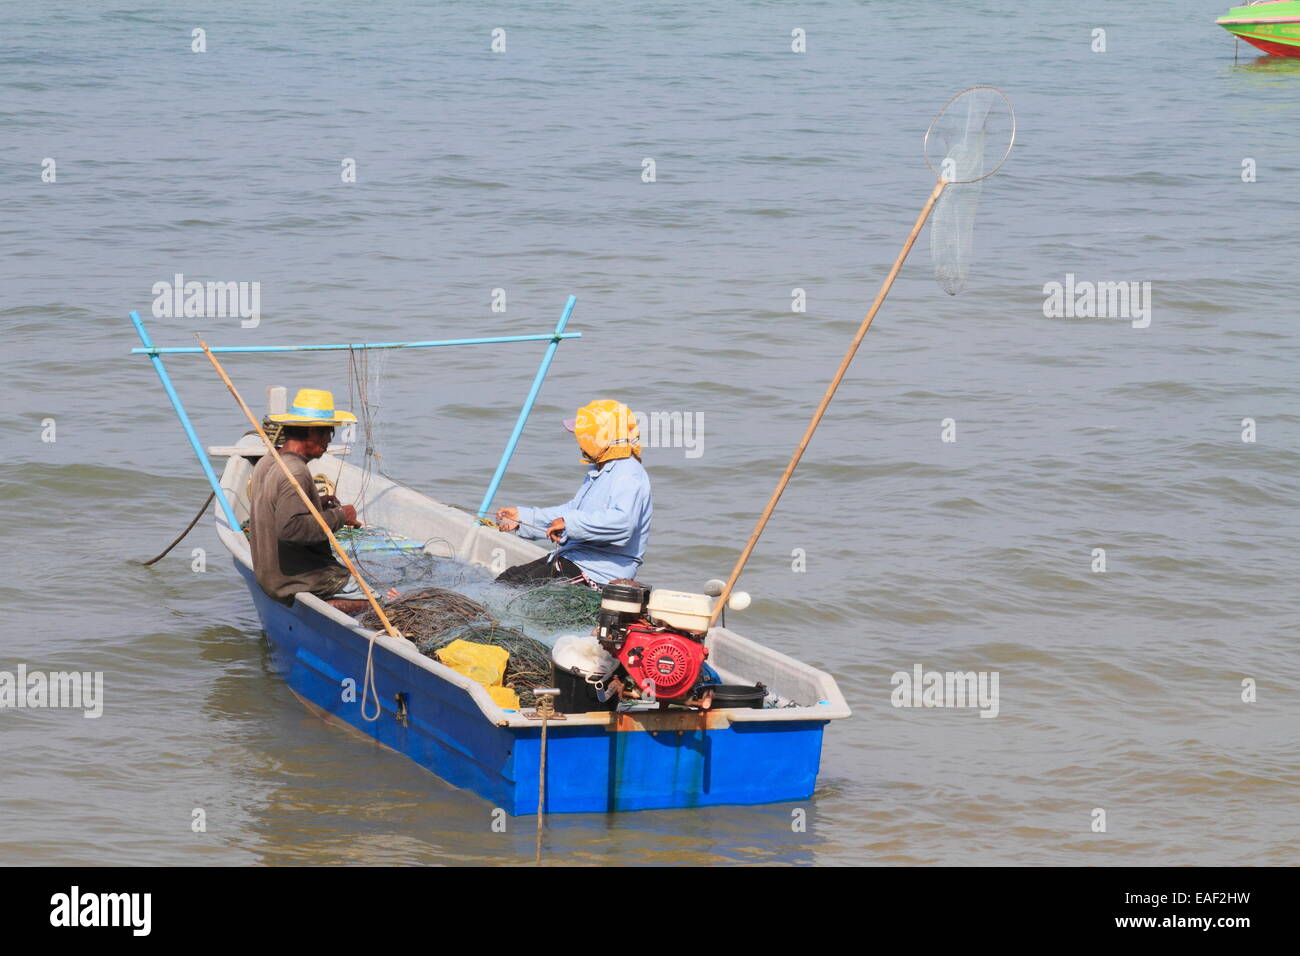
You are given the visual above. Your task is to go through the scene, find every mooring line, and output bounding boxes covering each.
[141,491,216,566]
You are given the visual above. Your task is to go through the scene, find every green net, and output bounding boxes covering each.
[501,580,602,633]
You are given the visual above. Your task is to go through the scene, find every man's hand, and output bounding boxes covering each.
[547,517,566,543]
[319,494,341,510]
[340,504,362,529]
[496,506,520,532]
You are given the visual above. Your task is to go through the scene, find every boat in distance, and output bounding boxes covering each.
[1217,1,1300,55]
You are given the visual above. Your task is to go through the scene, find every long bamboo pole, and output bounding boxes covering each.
[195,337,403,643]
[710,178,948,626]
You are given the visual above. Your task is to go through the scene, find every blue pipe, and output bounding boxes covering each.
[130,311,242,530]
[131,331,581,356]
[477,295,577,519]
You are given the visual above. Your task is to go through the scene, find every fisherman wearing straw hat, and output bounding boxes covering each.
[248,388,365,610]
[495,399,652,587]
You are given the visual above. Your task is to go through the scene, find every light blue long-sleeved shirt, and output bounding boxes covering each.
[515,456,652,585]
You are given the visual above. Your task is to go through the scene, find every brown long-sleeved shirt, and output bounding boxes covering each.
[248,451,349,605]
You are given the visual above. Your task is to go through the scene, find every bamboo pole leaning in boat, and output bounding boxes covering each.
[195,335,400,717]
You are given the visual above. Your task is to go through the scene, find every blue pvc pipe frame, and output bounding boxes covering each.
[130,310,243,530]
[129,298,580,528]
[476,294,577,518]
[131,331,580,356]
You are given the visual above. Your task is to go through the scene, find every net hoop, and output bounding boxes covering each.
[923,85,1016,184]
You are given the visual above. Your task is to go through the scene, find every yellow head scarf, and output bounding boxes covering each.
[570,399,642,464]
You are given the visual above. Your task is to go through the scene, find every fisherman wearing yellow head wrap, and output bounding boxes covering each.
[495,399,653,586]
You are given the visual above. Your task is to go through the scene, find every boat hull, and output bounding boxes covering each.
[238,560,830,814]
[1236,31,1300,56]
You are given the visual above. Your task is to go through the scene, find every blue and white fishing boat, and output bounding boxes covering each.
[212,437,849,814]
[131,301,849,815]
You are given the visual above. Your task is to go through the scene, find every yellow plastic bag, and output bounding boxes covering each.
[486,684,520,709]
[435,639,518,708]
[436,639,508,685]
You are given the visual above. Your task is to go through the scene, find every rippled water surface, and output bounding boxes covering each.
[2,1,1297,865]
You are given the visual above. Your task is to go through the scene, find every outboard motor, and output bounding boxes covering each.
[616,621,709,702]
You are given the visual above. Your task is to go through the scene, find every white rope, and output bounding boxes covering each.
[360,635,382,723]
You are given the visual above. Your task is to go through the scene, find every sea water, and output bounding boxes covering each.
[3,0,1297,865]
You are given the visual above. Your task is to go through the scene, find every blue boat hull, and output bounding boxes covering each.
[237,562,828,814]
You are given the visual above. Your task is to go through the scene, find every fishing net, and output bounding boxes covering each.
[359,588,555,705]
[500,580,602,632]
[421,625,553,705]
[923,86,1016,295]
[345,344,389,500]
[335,525,484,593]
[357,586,490,636]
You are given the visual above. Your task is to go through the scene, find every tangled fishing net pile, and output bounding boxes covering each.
[500,580,601,632]
[358,586,563,706]
[358,586,488,635]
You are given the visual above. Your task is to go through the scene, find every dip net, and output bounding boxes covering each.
[923,86,1016,295]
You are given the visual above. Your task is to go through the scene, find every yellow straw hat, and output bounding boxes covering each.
[267,388,357,426]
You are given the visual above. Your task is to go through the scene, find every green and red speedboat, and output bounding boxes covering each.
[1218,1,1300,56]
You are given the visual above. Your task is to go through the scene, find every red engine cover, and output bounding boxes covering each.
[616,622,707,701]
